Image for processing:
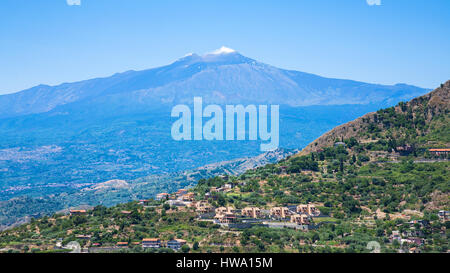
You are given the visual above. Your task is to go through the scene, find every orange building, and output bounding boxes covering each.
[242,207,262,218]
[290,214,310,225]
[296,204,320,216]
[270,207,290,218]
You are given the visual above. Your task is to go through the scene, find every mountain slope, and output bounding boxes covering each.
[299,80,450,155]
[0,48,428,118]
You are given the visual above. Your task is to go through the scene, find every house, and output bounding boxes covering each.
[241,207,261,218]
[402,229,424,238]
[116,242,129,247]
[390,231,402,242]
[270,207,291,218]
[223,184,233,190]
[167,239,187,250]
[75,235,92,240]
[176,189,188,197]
[142,238,161,248]
[334,142,346,147]
[181,192,195,201]
[414,238,424,246]
[438,210,449,221]
[121,210,132,215]
[215,212,237,223]
[216,184,233,193]
[215,207,235,215]
[290,214,310,225]
[396,144,413,154]
[296,204,320,216]
[407,220,429,228]
[168,194,177,200]
[139,199,153,206]
[156,193,169,201]
[429,148,450,156]
[166,200,186,207]
[403,238,424,246]
[69,209,87,216]
[195,201,213,213]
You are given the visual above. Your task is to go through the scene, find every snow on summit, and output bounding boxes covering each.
[208,46,236,55]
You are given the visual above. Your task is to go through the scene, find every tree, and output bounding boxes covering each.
[351,154,356,164]
[162,203,170,211]
[217,194,226,207]
[312,233,320,243]
[181,244,190,253]
[193,241,199,251]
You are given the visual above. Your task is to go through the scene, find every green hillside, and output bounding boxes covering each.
[0,82,448,253]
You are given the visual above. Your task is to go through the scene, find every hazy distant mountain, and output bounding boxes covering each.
[0,47,428,119]
[0,47,431,207]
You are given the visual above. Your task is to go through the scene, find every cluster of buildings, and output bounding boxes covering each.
[214,207,237,223]
[66,186,325,253]
[388,219,435,253]
[141,238,187,251]
[390,230,424,245]
[139,189,196,207]
[146,186,322,228]
[88,238,187,251]
[204,203,320,227]
[270,204,320,225]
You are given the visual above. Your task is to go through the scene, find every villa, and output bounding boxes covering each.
[69,209,87,216]
[270,207,291,218]
[142,238,161,248]
[215,212,237,223]
[195,201,214,213]
[296,204,320,216]
[116,242,129,247]
[242,207,262,218]
[215,206,235,215]
[429,148,450,156]
[156,193,169,201]
[167,239,187,251]
[290,214,310,225]
[181,192,195,201]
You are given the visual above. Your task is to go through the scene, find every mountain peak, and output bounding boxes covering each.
[206,46,236,55]
[174,47,255,66]
[176,47,238,62]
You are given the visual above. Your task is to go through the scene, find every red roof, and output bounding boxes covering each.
[142,238,160,242]
[429,148,450,152]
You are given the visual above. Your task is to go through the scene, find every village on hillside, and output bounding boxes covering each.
[58,183,325,253]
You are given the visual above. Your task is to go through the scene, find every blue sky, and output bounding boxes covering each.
[0,0,449,94]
